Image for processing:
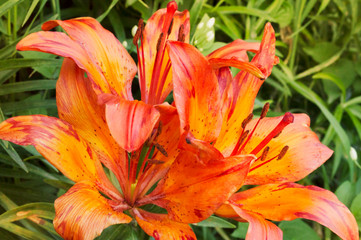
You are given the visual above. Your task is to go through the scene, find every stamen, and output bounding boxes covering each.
[132,27,141,46]
[259,146,269,161]
[242,113,253,129]
[178,24,185,42]
[260,102,269,119]
[273,131,282,138]
[154,143,168,157]
[231,130,249,155]
[277,145,289,160]
[250,146,290,172]
[156,33,164,52]
[168,19,174,35]
[250,112,294,155]
[139,19,145,32]
[132,19,144,46]
[148,0,178,104]
[133,19,146,101]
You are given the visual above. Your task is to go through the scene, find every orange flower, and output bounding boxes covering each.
[0,2,263,239]
[0,1,358,240]
[165,22,359,240]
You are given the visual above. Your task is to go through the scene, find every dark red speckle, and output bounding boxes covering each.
[153,230,160,240]
[194,209,202,218]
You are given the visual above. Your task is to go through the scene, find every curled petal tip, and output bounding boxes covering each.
[167,1,178,13]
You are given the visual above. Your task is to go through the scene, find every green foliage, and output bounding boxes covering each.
[0,0,360,239]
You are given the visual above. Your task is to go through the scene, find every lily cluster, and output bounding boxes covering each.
[0,1,358,240]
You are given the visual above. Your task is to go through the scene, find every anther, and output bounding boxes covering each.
[242,113,253,129]
[178,24,185,42]
[260,102,270,119]
[273,131,282,138]
[154,143,168,157]
[239,130,249,146]
[156,33,164,52]
[260,146,270,161]
[147,159,165,165]
[250,112,294,155]
[132,27,141,46]
[277,146,289,160]
[168,19,174,35]
[137,19,144,32]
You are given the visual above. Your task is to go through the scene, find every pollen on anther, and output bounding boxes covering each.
[260,102,270,119]
[156,32,164,52]
[260,146,270,161]
[178,24,185,42]
[239,130,249,146]
[277,146,289,160]
[168,19,174,35]
[242,113,253,129]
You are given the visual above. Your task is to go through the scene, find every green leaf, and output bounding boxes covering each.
[216,6,277,22]
[303,42,341,64]
[272,0,294,27]
[0,203,55,224]
[0,99,56,114]
[335,181,355,207]
[0,58,62,71]
[21,0,40,26]
[279,219,321,240]
[350,192,361,231]
[0,107,28,172]
[0,0,24,17]
[0,80,56,96]
[295,49,343,79]
[0,140,28,172]
[0,222,53,240]
[189,0,205,38]
[96,224,144,240]
[231,222,248,239]
[96,0,119,22]
[194,216,236,228]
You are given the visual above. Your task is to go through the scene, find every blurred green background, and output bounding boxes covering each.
[0,0,360,239]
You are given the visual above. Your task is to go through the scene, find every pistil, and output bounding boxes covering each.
[250,112,294,155]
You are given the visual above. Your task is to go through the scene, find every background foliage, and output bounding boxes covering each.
[0,0,360,239]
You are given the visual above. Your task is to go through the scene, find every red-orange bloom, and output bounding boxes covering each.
[166,21,359,240]
[0,2,261,240]
[0,2,358,240]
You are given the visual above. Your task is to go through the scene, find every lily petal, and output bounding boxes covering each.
[105,99,160,152]
[207,39,260,62]
[221,183,359,240]
[135,209,196,240]
[0,115,121,199]
[168,41,222,142]
[54,181,131,240]
[209,58,265,79]
[214,23,277,156]
[57,59,127,189]
[17,17,137,99]
[0,115,99,182]
[243,114,333,184]
[149,146,255,223]
[141,8,190,103]
[231,206,283,240]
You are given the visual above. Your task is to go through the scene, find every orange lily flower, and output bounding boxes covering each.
[164,22,359,240]
[0,2,266,239]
